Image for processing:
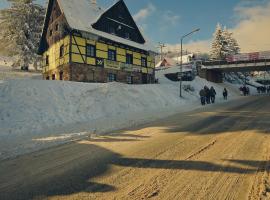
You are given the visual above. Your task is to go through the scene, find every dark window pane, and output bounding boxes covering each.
[60,45,64,57]
[108,50,116,61]
[86,44,96,57]
[126,53,133,64]
[141,57,147,67]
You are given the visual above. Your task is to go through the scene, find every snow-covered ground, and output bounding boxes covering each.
[0,66,241,160]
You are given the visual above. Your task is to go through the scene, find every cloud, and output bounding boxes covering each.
[165,1,270,54]
[230,1,270,52]
[133,3,156,22]
[162,11,181,26]
[165,40,211,54]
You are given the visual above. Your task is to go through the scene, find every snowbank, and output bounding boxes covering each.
[0,67,240,160]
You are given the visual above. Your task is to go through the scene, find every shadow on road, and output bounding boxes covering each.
[1,141,268,200]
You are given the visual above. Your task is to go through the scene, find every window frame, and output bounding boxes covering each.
[141,57,147,67]
[127,75,133,84]
[107,73,117,82]
[59,44,64,58]
[108,49,116,61]
[86,44,96,57]
[126,53,133,64]
[45,55,49,66]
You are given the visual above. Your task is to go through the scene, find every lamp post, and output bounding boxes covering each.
[180,28,200,97]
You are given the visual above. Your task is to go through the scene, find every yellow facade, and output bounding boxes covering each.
[43,35,70,73]
[43,34,155,75]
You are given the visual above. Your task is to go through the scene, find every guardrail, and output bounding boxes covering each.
[202,59,270,66]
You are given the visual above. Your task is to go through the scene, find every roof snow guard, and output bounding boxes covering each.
[38,0,156,54]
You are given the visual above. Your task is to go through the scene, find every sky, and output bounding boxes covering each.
[1,0,270,53]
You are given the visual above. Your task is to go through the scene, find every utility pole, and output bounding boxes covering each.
[157,42,166,61]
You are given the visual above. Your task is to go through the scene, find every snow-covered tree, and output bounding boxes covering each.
[210,24,227,60]
[223,27,240,56]
[0,0,45,67]
[210,24,240,60]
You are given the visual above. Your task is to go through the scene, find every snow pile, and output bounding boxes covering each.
[0,67,240,160]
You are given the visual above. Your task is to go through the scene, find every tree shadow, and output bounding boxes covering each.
[113,158,265,174]
[1,142,269,200]
[0,143,119,200]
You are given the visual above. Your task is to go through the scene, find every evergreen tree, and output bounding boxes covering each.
[0,0,45,67]
[210,24,240,60]
[223,27,240,56]
[210,23,227,60]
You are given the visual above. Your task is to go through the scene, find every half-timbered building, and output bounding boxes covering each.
[38,0,156,84]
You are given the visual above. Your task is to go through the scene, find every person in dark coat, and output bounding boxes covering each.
[199,88,206,105]
[204,86,211,104]
[210,86,216,103]
[223,88,228,100]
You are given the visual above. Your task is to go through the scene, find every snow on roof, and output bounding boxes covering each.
[57,0,155,52]
[155,57,177,68]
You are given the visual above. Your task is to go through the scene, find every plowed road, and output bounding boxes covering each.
[1,96,270,200]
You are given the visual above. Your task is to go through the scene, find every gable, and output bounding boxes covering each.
[38,0,69,54]
[92,0,145,44]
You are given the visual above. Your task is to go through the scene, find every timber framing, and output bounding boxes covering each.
[38,0,156,84]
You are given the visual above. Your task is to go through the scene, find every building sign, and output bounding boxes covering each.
[142,67,148,74]
[96,58,104,67]
[104,60,121,70]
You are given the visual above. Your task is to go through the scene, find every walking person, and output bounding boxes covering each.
[223,88,228,100]
[204,86,211,104]
[199,88,206,105]
[210,86,216,103]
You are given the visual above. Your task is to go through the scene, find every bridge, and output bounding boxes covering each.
[199,59,270,83]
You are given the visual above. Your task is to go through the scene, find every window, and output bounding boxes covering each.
[126,53,133,64]
[46,55,49,65]
[59,71,63,80]
[108,49,116,61]
[55,24,59,31]
[52,74,56,80]
[60,45,64,57]
[125,32,130,39]
[141,57,147,67]
[127,76,133,84]
[107,73,117,82]
[86,44,96,57]
[49,29,53,36]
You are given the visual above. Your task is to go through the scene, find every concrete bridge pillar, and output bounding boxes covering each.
[198,68,223,83]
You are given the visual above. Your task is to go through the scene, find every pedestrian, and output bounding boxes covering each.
[223,88,228,100]
[199,88,206,105]
[204,86,211,104]
[210,86,216,103]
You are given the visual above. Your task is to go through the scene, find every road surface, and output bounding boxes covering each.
[0,96,270,200]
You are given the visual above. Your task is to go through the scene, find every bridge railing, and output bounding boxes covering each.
[202,58,270,66]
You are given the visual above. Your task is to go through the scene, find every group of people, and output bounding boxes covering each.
[239,86,250,96]
[199,86,228,105]
[257,86,270,94]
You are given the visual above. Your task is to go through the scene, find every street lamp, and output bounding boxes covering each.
[180,28,200,97]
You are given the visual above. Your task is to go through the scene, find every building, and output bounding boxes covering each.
[38,0,156,84]
[155,57,177,69]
